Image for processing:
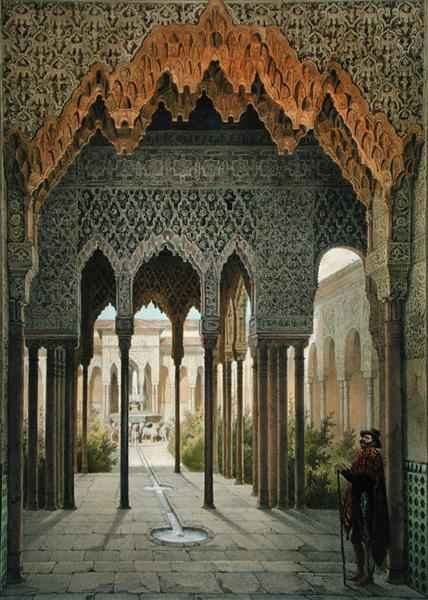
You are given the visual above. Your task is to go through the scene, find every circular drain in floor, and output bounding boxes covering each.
[151,527,209,545]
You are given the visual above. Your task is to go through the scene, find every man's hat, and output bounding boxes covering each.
[360,428,382,448]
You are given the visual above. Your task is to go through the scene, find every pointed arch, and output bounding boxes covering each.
[76,236,121,274]
[217,236,256,310]
[128,232,207,279]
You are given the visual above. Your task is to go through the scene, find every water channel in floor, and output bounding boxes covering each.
[136,445,209,545]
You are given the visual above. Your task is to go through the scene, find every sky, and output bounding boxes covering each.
[98,302,201,320]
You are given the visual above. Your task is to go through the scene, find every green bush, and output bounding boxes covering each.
[168,409,356,509]
[168,412,205,471]
[182,435,204,470]
[77,418,118,473]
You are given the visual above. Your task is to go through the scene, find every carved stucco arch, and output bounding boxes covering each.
[8,0,422,226]
[76,236,122,275]
[128,232,207,279]
[217,236,256,312]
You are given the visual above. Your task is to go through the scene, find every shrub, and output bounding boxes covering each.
[77,418,118,473]
[168,412,205,471]
[167,408,357,509]
[182,435,204,471]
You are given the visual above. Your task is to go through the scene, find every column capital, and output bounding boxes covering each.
[200,315,220,334]
[116,316,134,337]
[202,334,218,351]
[26,339,41,354]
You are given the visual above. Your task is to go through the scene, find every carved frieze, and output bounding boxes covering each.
[25,129,367,336]
[4,0,422,208]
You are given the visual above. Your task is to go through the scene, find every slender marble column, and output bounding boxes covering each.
[7,298,25,581]
[174,361,181,474]
[63,343,76,509]
[343,378,350,431]
[307,379,314,426]
[365,376,374,428]
[54,348,61,506]
[224,360,232,478]
[235,358,244,485]
[104,384,110,417]
[203,336,216,509]
[294,343,305,509]
[153,383,159,414]
[81,358,89,474]
[221,362,227,476]
[337,379,345,437]
[27,342,39,510]
[119,335,131,509]
[378,357,386,438]
[212,363,219,473]
[251,352,259,497]
[277,345,288,509]
[58,347,65,507]
[268,346,278,507]
[73,356,78,474]
[257,343,269,509]
[319,378,327,422]
[384,300,405,583]
[45,345,57,511]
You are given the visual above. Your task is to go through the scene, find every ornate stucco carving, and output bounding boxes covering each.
[4,0,422,212]
[25,129,366,336]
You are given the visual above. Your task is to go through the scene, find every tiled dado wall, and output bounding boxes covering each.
[405,461,428,594]
[0,465,6,587]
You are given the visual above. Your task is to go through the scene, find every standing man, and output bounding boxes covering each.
[337,429,389,585]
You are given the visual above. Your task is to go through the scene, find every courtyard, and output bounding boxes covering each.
[2,444,421,600]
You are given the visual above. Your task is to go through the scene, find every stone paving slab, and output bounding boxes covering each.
[1,444,422,600]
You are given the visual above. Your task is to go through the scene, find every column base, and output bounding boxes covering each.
[63,502,76,510]
[174,466,181,474]
[7,569,25,585]
[277,502,289,511]
[26,502,39,511]
[234,479,244,485]
[387,569,406,585]
[203,502,216,510]
[257,500,270,510]
[45,503,57,511]
[119,503,131,510]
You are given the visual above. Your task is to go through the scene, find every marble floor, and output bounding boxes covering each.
[2,443,422,600]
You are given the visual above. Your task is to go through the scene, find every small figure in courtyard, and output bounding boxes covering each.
[336,428,389,586]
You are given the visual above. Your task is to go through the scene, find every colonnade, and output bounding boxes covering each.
[215,340,306,510]
[24,340,76,513]
[6,294,408,585]
[307,371,376,434]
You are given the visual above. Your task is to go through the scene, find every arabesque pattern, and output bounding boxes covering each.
[5,0,422,211]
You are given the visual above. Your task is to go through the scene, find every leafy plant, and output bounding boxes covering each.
[168,412,205,471]
[77,418,118,473]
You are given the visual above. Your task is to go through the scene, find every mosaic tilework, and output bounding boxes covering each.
[0,465,6,588]
[405,460,428,594]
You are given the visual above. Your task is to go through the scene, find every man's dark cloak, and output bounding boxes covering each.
[341,446,389,566]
